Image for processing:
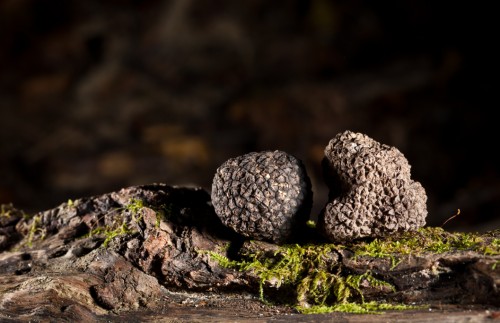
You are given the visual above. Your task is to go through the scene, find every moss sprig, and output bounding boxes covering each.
[1,203,29,220]
[87,221,133,247]
[25,215,46,248]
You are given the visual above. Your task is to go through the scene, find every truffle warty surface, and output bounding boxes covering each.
[211,150,312,244]
[318,131,427,242]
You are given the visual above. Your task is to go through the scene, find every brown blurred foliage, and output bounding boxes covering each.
[0,0,498,231]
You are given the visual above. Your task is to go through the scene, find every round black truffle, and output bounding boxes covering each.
[318,131,427,242]
[211,150,312,244]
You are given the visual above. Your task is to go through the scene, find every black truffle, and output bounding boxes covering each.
[318,131,427,242]
[211,150,312,244]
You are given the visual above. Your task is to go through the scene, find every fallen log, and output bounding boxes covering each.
[0,184,498,321]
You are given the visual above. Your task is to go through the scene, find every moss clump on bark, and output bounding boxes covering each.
[207,243,417,314]
[207,226,500,314]
[351,227,500,269]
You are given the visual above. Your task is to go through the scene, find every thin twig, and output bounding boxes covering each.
[441,209,461,228]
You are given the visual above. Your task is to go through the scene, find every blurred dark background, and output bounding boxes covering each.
[0,0,498,231]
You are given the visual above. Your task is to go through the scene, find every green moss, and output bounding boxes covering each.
[67,199,75,208]
[206,227,500,314]
[25,215,46,248]
[0,203,14,218]
[207,244,335,300]
[205,251,240,268]
[84,198,148,247]
[83,198,178,247]
[306,220,316,229]
[125,198,144,218]
[1,203,30,220]
[299,301,416,314]
[1,204,45,249]
[207,243,418,314]
[350,227,494,269]
[87,221,133,247]
[483,238,500,256]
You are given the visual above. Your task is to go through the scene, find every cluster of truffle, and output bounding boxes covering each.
[210,131,427,244]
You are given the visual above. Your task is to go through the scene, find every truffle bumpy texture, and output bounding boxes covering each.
[211,150,312,244]
[318,131,427,242]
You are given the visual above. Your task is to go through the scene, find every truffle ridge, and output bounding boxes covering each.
[318,131,427,242]
[211,150,312,244]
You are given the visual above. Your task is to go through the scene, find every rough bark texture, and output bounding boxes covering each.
[0,184,499,322]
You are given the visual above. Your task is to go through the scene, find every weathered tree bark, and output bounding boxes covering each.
[0,184,498,322]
